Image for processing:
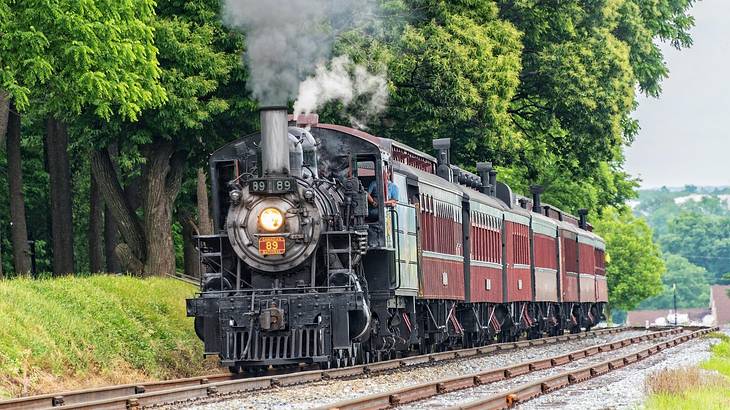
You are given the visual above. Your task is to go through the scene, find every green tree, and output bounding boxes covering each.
[638,254,710,309]
[321,1,523,166]
[1,0,166,275]
[660,212,730,284]
[90,0,255,276]
[329,0,696,215]
[593,207,664,312]
[0,0,165,116]
[496,0,695,180]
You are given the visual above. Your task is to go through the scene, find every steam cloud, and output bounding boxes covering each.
[222,0,388,124]
[293,56,388,124]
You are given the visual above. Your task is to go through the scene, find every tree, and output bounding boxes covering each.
[90,0,254,276]
[5,106,31,274]
[0,91,8,148]
[88,170,103,273]
[660,212,730,284]
[593,207,664,312]
[0,92,7,277]
[45,118,74,274]
[326,0,695,215]
[197,168,213,236]
[638,254,710,309]
[494,0,695,182]
[1,0,166,275]
[363,1,524,167]
[103,144,122,273]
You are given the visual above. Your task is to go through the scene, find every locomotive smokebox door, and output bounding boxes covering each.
[259,304,286,331]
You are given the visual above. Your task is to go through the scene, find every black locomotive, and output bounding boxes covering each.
[186,107,607,371]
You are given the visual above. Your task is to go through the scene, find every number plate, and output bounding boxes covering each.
[249,178,296,194]
[259,237,285,255]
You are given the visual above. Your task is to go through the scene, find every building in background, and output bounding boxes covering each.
[626,308,711,327]
[710,285,730,326]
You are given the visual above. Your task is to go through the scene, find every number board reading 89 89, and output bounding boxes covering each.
[249,178,296,194]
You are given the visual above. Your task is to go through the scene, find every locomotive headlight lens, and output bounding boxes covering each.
[229,190,242,204]
[259,207,285,232]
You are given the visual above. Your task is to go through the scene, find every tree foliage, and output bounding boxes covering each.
[635,187,730,286]
[0,0,166,118]
[593,207,664,312]
[0,0,700,279]
[379,1,524,166]
[82,0,254,275]
[638,253,710,310]
[660,212,730,284]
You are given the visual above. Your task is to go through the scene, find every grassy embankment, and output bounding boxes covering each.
[0,275,218,398]
[644,332,730,409]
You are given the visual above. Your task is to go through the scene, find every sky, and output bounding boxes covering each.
[625,0,730,189]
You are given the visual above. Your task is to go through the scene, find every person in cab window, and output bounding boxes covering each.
[367,168,399,219]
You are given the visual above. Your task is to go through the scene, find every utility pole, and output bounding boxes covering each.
[673,283,677,326]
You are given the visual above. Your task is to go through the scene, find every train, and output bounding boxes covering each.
[186,107,608,372]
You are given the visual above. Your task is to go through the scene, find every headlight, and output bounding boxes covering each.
[259,207,285,232]
[229,190,242,204]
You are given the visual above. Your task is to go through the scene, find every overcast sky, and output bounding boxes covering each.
[625,0,729,189]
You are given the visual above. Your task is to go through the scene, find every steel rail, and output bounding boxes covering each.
[0,327,631,410]
[451,327,719,410]
[316,327,707,410]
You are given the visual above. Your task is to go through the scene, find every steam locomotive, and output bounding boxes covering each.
[186,107,608,371]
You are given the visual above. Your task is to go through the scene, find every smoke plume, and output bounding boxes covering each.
[293,56,388,124]
[222,0,388,125]
[222,0,382,108]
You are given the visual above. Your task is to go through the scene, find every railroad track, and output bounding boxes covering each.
[318,326,718,410]
[0,327,632,410]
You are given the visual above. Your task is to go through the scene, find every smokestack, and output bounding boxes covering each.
[530,186,544,213]
[260,107,290,176]
[488,170,497,197]
[578,209,588,230]
[477,162,492,195]
[433,138,452,182]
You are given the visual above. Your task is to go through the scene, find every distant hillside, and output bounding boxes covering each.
[633,186,730,310]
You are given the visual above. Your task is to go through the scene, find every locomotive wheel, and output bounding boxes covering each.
[527,327,541,340]
[228,365,242,374]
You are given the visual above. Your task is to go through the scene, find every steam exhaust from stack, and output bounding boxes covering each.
[221,1,389,128]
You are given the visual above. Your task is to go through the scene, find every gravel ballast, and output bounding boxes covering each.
[180,330,648,410]
[400,331,693,409]
[517,330,726,410]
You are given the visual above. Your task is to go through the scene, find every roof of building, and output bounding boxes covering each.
[626,308,710,326]
[710,285,730,325]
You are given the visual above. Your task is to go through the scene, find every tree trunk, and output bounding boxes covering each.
[0,91,9,149]
[88,170,104,273]
[6,105,31,274]
[91,142,186,277]
[45,118,75,275]
[142,143,185,277]
[104,144,121,273]
[197,168,213,235]
[0,91,8,278]
[180,211,200,277]
[104,210,121,272]
[91,148,146,271]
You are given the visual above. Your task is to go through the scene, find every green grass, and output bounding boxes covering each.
[0,275,216,398]
[646,389,730,410]
[644,332,730,410]
[702,333,730,377]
